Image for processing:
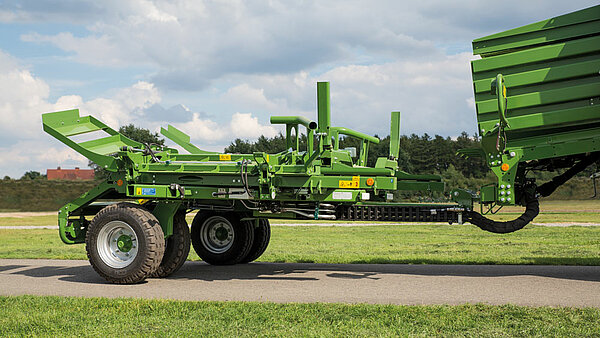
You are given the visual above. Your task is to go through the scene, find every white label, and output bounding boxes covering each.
[332,191,353,200]
[361,192,370,200]
[386,193,394,200]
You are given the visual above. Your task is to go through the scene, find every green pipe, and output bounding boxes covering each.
[270,116,317,129]
[317,82,331,147]
[330,127,380,144]
[389,111,401,159]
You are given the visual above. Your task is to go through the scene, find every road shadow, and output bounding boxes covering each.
[3,260,599,285]
[5,264,111,284]
[164,260,600,283]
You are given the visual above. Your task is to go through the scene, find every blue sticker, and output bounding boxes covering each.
[142,188,156,196]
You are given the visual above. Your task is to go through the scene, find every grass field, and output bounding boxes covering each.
[1,296,599,336]
[1,223,599,265]
[1,201,599,336]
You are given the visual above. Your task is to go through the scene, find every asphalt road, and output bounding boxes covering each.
[1,259,599,307]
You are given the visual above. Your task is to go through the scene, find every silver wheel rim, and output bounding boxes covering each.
[96,220,139,268]
[200,216,234,254]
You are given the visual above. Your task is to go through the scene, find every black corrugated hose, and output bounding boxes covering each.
[465,152,599,234]
[465,184,539,234]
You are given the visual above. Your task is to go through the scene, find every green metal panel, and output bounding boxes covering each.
[469,5,600,206]
[161,124,213,154]
[473,5,600,56]
[471,5,600,159]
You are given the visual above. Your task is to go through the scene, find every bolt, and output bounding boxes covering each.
[113,239,117,242]
[126,253,130,257]
[132,245,136,249]
[490,155,494,159]
[500,185,505,189]
[454,191,459,196]
[507,197,512,202]
[497,154,500,158]
[510,151,516,157]
[507,191,511,195]
[500,191,505,195]
[507,184,511,189]
[501,198,506,202]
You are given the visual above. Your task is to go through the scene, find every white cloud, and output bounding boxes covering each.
[9,0,597,91]
[214,52,478,137]
[0,51,163,177]
[170,111,278,146]
[230,112,278,139]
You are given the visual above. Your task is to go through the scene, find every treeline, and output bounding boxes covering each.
[225,132,489,179]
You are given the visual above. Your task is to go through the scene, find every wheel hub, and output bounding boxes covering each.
[200,216,235,254]
[117,234,133,252]
[96,221,139,268]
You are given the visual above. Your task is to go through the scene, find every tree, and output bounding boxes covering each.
[90,124,166,178]
[21,171,44,180]
[119,124,165,146]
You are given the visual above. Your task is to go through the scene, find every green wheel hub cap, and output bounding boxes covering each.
[117,234,133,252]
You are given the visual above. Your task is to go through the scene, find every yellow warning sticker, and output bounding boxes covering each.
[219,154,232,161]
[136,187,142,195]
[339,176,360,188]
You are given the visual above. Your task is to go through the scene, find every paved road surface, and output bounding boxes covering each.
[1,259,599,307]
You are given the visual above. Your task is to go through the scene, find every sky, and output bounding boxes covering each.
[0,0,597,178]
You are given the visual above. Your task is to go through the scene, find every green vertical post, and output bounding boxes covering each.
[317,82,331,149]
[389,111,401,159]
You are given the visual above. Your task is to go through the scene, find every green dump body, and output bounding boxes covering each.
[469,5,600,205]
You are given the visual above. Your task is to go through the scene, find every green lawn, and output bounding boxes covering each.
[0,296,598,336]
[0,214,56,226]
[2,223,599,265]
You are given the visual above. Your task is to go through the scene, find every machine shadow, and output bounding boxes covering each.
[162,260,600,283]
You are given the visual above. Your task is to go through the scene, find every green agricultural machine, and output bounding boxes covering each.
[42,5,599,284]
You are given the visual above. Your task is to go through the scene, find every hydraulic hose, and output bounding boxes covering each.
[465,152,600,234]
[465,185,539,234]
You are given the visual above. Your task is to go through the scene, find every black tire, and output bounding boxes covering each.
[86,203,165,284]
[240,219,271,263]
[190,211,254,265]
[151,210,190,277]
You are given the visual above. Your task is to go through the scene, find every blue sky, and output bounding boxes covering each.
[0,0,597,177]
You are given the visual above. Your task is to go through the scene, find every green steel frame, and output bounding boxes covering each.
[43,82,448,244]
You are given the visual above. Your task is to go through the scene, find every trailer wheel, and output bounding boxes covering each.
[86,203,165,284]
[240,219,271,263]
[191,212,254,265]
[151,210,190,278]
